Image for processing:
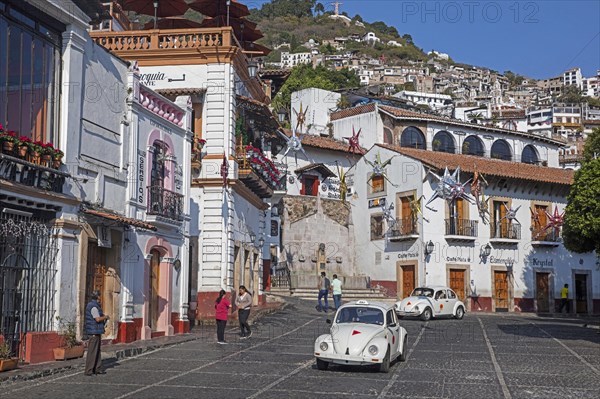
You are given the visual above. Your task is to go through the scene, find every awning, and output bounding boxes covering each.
[295,163,336,179]
[81,208,157,231]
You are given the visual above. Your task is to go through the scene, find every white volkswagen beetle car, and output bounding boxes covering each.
[314,300,408,373]
[395,286,466,321]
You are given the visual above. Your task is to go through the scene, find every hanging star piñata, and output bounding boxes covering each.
[501,203,521,225]
[366,152,396,186]
[278,103,310,164]
[471,170,490,224]
[410,195,428,223]
[425,167,473,209]
[381,201,397,233]
[220,154,229,188]
[344,126,364,155]
[336,163,348,202]
[543,205,565,237]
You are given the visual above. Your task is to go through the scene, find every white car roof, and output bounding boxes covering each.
[415,286,451,291]
[339,300,393,312]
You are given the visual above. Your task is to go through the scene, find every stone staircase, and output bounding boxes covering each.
[268,287,395,302]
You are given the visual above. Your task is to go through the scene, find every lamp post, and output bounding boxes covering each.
[153,0,158,29]
[247,60,258,78]
[480,243,492,261]
[277,107,288,123]
[249,231,256,245]
[424,240,435,256]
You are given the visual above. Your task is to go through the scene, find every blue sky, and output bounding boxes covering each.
[252,0,600,79]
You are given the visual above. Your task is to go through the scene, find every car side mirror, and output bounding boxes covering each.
[326,319,331,324]
[388,323,397,328]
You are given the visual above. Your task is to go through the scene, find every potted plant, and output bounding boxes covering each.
[0,129,18,154]
[28,140,44,163]
[40,142,55,165]
[53,317,84,361]
[17,136,31,158]
[52,148,64,168]
[0,341,18,372]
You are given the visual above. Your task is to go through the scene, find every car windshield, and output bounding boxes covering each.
[335,307,384,325]
[411,288,434,297]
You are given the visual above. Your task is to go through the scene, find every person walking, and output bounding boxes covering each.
[215,289,231,344]
[84,291,109,376]
[559,284,569,313]
[316,272,331,312]
[331,274,343,310]
[235,285,252,338]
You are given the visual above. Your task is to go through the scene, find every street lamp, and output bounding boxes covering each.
[480,243,492,259]
[258,237,265,248]
[247,60,258,78]
[277,107,288,123]
[249,231,256,244]
[424,240,435,256]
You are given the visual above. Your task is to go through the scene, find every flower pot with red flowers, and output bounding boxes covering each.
[17,136,31,158]
[28,141,44,164]
[40,143,55,166]
[0,129,18,154]
[52,148,64,169]
[0,342,18,373]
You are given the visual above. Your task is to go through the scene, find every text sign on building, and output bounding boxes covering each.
[325,174,354,200]
[368,197,386,208]
[530,258,554,267]
[137,149,146,205]
[398,251,419,259]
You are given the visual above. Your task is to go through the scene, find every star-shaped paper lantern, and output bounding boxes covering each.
[220,154,229,187]
[471,170,490,224]
[543,206,565,237]
[381,202,397,232]
[425,167,473,208]
[366,152,395,186]
[410,195,428,223]
[293,103,309,133]
[344,126,364,155]
[501,203,521,225]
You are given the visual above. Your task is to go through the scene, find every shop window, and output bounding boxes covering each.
[370,214,384,241]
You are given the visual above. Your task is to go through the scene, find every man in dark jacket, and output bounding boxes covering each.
[85,291,109,376]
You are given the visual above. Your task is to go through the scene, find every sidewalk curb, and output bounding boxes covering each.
[583,323,600,330]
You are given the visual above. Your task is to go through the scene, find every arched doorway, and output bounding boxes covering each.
[400,126,426,149]
[149,249,161,331]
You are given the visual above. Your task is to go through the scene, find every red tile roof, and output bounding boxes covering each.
[281,129,365,153]
[377,144,574,186]
[82,208,157,231]
[330,103,376,121]
[492,109,526,118]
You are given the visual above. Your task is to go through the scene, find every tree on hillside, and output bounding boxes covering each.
[271,64,360,114]
[558,85,584,103]
[562,127,600,253]
[253,0,316,19]
[314,2,325,15]
[402,34,413,44]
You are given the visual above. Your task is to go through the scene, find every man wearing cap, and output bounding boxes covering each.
[85,291,109,376]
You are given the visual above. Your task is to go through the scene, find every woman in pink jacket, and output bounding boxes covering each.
[215,289,231,344]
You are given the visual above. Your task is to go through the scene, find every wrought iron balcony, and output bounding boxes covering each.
[235,145,286,198]
[531,227,561,245]
[445,219,478,239]
[387,217,419,241]
[147,186,184,222]
[0,153,68,193]
[490,222,521,241]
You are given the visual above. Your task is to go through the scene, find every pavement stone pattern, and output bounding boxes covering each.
[1,298,598,399]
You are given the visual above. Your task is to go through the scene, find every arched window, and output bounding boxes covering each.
[400,126,426,149]
[521,145,539,164]
[490,139,512,161]
[432,131,456,153]
[383,127,393,144]
[461,135,485,157]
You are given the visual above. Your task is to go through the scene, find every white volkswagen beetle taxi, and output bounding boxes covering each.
[394,286,466,321]
[314,300,408,373]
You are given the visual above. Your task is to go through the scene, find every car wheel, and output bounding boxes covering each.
[420,307,432,321]
[399,335,408,362]
[379,347,391,373]
[316,358,329,370]
[455,306,465,320]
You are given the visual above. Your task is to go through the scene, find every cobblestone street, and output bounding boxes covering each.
[1,298,598,399]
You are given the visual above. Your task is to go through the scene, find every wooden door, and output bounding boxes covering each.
[533,205,548,240]
[535,273,549,312]
[149,250,161,330]
[575,274,588,313]
[86,243,107,307]
[494,271,509,311]
[494,201,508,238]
[401,265,415,298]
[449,269,466,302]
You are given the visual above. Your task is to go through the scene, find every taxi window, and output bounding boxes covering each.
[411,287,434,297]
[336,307,384,325]
[435,290,447,300]
[448,290,456,299]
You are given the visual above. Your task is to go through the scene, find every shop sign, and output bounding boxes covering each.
[368,197,386,208]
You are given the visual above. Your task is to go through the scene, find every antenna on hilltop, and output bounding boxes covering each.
[330,0,343,16]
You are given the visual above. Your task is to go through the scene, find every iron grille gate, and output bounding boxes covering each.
[0,213,58,358]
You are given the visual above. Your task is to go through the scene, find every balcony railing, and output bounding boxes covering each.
[387,217,419,240]
[531,228,561,242]
[490,222,521,240]
[0,153,68,193]
[147,186,184,221]
[236,145,286,194]
[445,219,478,237]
